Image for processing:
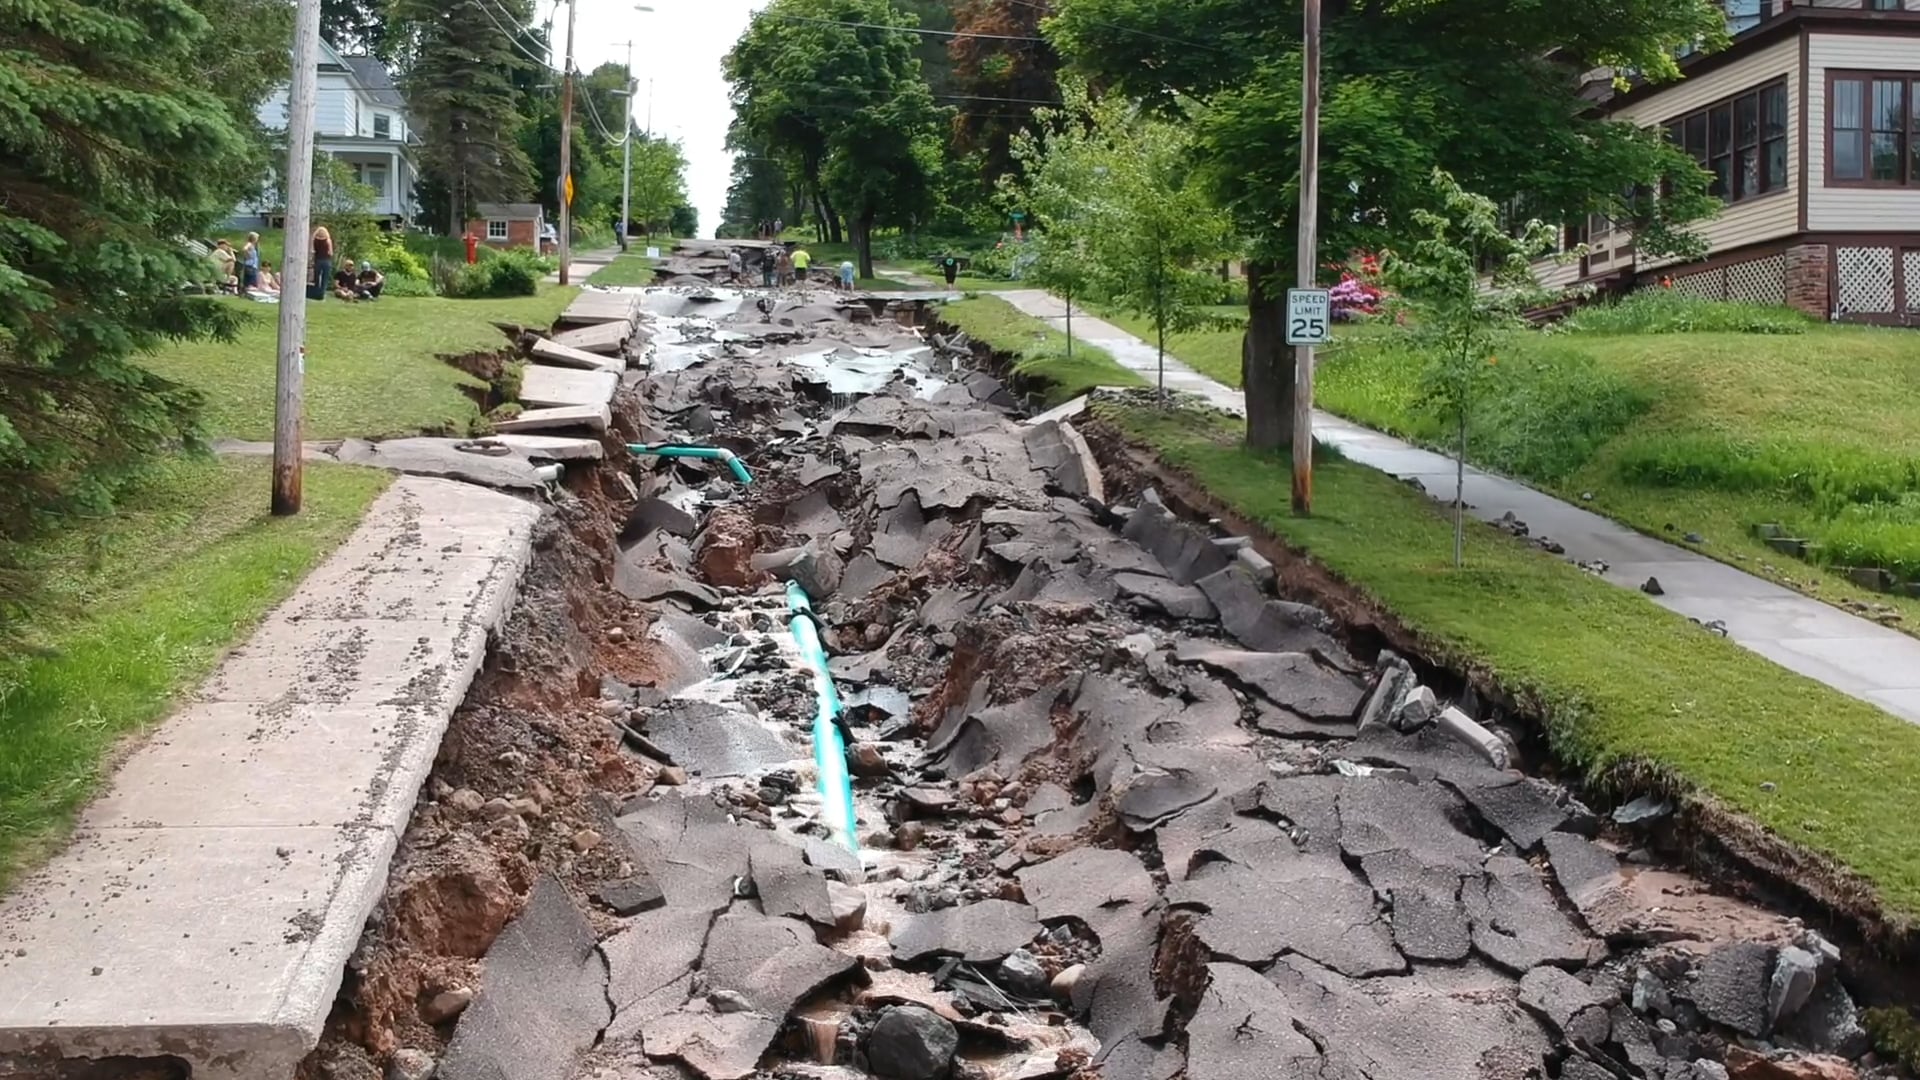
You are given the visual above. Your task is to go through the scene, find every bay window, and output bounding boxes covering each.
[1663,80,1789,203]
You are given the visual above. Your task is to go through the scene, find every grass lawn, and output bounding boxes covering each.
[139,288,577,440]
[0,455,388,886]
[1108,401,1920,923]
[1313,292,1920,635]
[587,255,662,286]
[940,295,1147,407]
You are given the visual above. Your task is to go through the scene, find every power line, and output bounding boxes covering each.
[470,0,560,72]
[761,11,1047,42]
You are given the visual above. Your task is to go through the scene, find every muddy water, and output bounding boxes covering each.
[351,268,1896,1080]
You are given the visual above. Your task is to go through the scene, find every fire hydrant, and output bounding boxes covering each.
[463,233,479,265]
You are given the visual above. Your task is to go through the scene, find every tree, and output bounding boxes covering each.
[626,137,690,237]
[1048,0,1729,449]
[950,0,1062,190]
[670,204,700,237]
[726,0,948,274]
[1011,83,1232,392]
[321,0,388,57]
[1380,170,1563,566]
[0,0,266,635]
[720,138,792,238]
[391,0,538,234]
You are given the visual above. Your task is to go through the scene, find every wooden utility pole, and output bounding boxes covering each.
[557,0,577,284]
[1290,0,1322,515]
[620,40,634,252]
[272,0,323,516]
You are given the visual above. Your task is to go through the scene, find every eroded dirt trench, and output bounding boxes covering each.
[305,255,1889,1080]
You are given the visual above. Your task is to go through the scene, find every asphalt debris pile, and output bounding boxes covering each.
[316,256,1898,1080]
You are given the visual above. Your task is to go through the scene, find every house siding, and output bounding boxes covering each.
[1807,33,1920,230]
[1617,36,1803,270]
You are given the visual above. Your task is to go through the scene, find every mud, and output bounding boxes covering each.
[296,247,1906,1080]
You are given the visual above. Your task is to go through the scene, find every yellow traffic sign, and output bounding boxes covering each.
[564,174,575,205]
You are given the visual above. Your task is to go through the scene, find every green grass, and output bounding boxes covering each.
[1109,401,1920,923]
[587,255,661,286]
[0,456,388,886]
[1311,292,1920,632]
[139,288,578,440]
[940,295,1147,407]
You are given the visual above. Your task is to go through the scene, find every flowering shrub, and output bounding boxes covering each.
[1327,250,1386,320]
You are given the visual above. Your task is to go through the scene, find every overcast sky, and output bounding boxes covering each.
[568,0,767,237]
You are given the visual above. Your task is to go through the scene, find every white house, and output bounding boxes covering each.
[234,40,418,228]
[1535,0,1920,323]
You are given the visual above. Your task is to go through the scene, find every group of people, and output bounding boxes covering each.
[726,244,859,291]
[205,228,385,303]
[753,218,785,240]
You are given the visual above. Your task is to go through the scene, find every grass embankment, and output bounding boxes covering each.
[939,295,1147,407]
[141,287,577,440]
[1312,292,1920,630]
[588,254,664,287]
[1108,401,1920,923]
[0,456,388,886]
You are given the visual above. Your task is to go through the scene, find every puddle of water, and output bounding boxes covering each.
[782,345,948,399]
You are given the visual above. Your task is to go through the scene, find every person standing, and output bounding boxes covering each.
[941,255,959,286]
[241,232,262,290]
[838,259,855,292]
[309,225,334,301]
[761,247,777,288]
[728,248,743,283]
[790,245,811,284]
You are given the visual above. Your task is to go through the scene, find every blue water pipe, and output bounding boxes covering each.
[786,581,860,856]
[627,443,754,485]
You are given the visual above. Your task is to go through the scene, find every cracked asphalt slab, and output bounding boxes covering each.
[319,248,1894,1080]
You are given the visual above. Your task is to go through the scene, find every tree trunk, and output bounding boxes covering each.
[447,171,463,237]
[855,207,876,279]
[1243,258,1296,451]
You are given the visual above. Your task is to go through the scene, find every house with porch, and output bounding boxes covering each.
[1538,0,1920,323]
[233,40,417,228]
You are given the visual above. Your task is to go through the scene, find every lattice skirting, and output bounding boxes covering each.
[1836,247,1896,315]
[1665,251,1787,306]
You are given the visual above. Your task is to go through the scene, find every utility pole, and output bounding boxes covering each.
[557,0,577,284]
[1290,0,1322,515]
[273,0,322,516]
[620,40,634,253]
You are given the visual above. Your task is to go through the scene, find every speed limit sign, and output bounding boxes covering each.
[1286,288,1332,346]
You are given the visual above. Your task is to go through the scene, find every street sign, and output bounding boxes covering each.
[1285,288,1332,346]
[564,173,575,205]
[645,246,660,259]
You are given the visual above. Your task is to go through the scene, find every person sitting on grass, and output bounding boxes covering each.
[248,261,282,299]
[356,263,385,299]
[333,258,374,301]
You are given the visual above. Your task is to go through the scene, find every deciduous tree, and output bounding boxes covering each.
[1047,0,1728,449]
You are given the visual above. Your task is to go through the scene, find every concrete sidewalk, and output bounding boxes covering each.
[0,477,542,1079]
[997,289,1920,726]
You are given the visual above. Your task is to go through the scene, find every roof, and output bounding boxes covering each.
[340,54,406,110]
[477,202,544,220]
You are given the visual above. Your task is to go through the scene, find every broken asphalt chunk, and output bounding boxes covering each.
[591,872,665,916]
[1016,848,1156,926]
[1166,857,1405,977]
[1195,563,1342,655]
[1448,775,1573,852]
[1121,502,1230,585]
[749,843,836,927]
[632,699,799,778]
[701,909,862,1017]
[437,876,611,1080]
[603,904,715,1039]
[1463,854,1594,974]
[1112,571,1217,620]
[1186,963,1324,1080]
[1518,965,1614,1046]
[1173,642,1364,722]
[893,899,1041,964]
[643,1008,781,1080]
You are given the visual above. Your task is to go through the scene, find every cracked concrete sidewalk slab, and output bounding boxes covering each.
[0,478,538,1080]
[1167,856,1405,977]
[333,437,547,489]
[892,900,1042,964]
[438,877,612,1080]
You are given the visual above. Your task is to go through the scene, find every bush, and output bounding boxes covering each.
[1556,290,1813,336]
[439,248,553,299]
[361,232,428,282]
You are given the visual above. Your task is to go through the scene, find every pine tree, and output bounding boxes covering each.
[391,0,538,234]
[0,0,264,633]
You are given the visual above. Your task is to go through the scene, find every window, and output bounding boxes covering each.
[1868,0,1902,11]
[373,113,391,139]
[1663,80,1789,203]
[361,164,387,198]
[1827,72,1920,185]
[487,220,509,240]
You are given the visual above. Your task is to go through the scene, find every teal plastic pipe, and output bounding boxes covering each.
[626,443,753,485]
[787,581,859,856]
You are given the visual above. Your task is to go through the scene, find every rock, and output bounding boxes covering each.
[1690,941,1775,1037]
[1642,576,1665,596]
[1782,978,1870,1058]
[571,829,602,853]
[1696,1063,1731,1080]
[480,797,517,821]
[387,1049,436,1080]
[1769,946,1819,1028]
[1235,546,1277,588]
[447,788,485,814]
[422,987,474,1024]
[849,743,891,777]
[997,949,1050,997]
[751,541,844,599]
[1726,1047,1858,1080]
[1051,963,1085,1000]
[828,880,868,931]
[867,1006,960,1080]
[592,874,666,916]
[1632,967,1674,1018]
[1614,795,1673,824]
[893,822,927,851]
[655,765,689,786]
[708,989,754,1014]
[1391,685,1438,732]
